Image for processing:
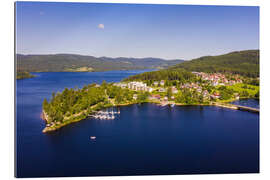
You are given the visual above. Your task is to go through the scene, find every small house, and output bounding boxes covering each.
[159,88,166,92]
[160,80,165,86]
[171,86,178,94]
[154,81,159,86]
[133,94,138,100]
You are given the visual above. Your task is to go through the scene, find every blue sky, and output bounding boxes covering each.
[16,2,259,60]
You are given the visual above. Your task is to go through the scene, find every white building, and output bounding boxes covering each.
[159,88,166,92]
[147,87,153,93]
[171,86,178,94]
[127,82,147,91]
[160,80,165,86]
[133,94,138,100]
[154,81,159,86]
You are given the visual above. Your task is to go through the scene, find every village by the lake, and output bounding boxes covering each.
[42,70,259,133]
[15,2,260,177]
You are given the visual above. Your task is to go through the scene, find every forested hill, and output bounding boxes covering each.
[170,50,259,77]
[16,54,184,72]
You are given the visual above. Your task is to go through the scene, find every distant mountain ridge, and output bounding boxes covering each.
[170,50,259,77]
[16,54,185,72]
[124,50,259,82]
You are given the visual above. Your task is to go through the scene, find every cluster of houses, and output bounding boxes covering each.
[192,72,243,86]
[114,73,242,101]
[181,82,202,92]
[115,80,214,100]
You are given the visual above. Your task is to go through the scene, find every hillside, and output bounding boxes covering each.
[16,54,184,72]
[170,50,259,77]
[124,69,196,83]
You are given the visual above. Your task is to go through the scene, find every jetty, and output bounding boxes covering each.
[214,103,259,113]
[234,105,259,113]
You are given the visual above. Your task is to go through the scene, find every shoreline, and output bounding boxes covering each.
[42,98,258,133]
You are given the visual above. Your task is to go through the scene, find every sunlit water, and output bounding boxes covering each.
[16,71,259,177]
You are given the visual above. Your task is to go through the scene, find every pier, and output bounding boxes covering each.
[214,103,259,113]
[234,105,259,113]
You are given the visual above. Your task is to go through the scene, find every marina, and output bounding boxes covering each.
[89,108,120,120]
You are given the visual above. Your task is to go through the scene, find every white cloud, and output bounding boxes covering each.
[98,24,105,29]
[39,11,45,15]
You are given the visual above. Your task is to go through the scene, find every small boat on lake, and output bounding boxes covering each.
[90,136,96,140]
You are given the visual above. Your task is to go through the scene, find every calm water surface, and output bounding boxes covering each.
[16,71,259,177]
[231,99,259,109]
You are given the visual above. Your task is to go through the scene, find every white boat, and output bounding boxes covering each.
[90,136,96,140]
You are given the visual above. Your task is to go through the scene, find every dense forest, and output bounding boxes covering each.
[16,71,36,79]
[124,69,196,84]
[42,82,148,126]
[17,54,184,72]
[170,50,259,77]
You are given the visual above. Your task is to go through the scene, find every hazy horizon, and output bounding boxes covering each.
[16,48,259,61]
[16,2,259,60]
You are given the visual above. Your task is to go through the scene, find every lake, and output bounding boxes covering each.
[230,98,259,109]
[16,71,259,177]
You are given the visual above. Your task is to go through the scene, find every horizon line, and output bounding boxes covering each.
[15,49,259,61]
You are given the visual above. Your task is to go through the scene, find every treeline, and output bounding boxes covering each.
[170,50,259,78]
[123,69,196,84]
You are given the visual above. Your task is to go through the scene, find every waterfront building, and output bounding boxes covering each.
[210,92,220,99]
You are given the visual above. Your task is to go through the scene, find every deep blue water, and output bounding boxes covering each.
[16,71,259,177]
[231,99,260,109]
